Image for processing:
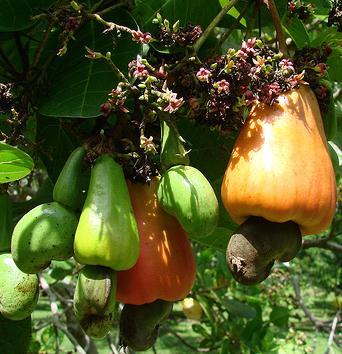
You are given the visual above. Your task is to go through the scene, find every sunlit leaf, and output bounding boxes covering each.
[0,143,34,184]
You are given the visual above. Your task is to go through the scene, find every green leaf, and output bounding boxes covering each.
[49,260,74,281]
[269,306,289,328]
[134,0,222,29]
[192,323,210,338]
[226,7,247,27]
[36,115,80,182]
[0,314,32,354]
[39,10,140,118]
[310,28,342,47]
[0,0,54,32]
[322,90,337,140]
[309,0,331,15]
[220,338,230,354]
[328,141,341,176]
[191,227,231,252]
[283,18,310,48]
[327,48,342,82]
[223,298,257,318]
[0,143,34,184]
[196,295,217,326]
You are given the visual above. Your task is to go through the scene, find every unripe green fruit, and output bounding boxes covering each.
[0,253,39,320]
[11,202,78,274]
[74,265,117,339]
[74,155,139,270]
[53,147,86,210]
[157,165,219,238]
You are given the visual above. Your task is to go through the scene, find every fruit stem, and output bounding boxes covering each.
[159,113,189,171]
[264,0,288,56]
[193,0,238,52]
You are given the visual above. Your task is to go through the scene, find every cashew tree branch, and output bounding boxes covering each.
[193,0,238,52]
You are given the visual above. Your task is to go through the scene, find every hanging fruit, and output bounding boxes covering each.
[157,165,219,238]
[53,147,86,211]
[116,178,196,305]
[221,86,337,284]
[11,202,78,274]
[182,297,203,321]
[74,154,139,271]
[74,265,117,339]
[120,300,173,352]
[158,117,219,238]
[0,253,39,321]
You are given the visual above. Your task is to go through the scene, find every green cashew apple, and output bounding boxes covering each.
[157,165,219,238]
[74,265,116,339]
[74,154,139,270]
[0,193,13,252]
[11,202,78,274]
[0,253,39,320]
[120,299,173,351]
[0,314,32,354]
[53,147,86,210]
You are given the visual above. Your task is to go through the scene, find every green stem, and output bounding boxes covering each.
[88,12,132,34]
[193,0,238,53]
[104,56,129,84]
[32,20,54,67]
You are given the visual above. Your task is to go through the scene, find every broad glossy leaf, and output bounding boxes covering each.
[223,298,257,318]
[309,0,331,15]
[36,115,80,182]
[310,28,342,47]
[283,17,310,48]
[327,48,342,82]
[39,10,140,118]
[0,0,54,32]
[191,227,230,252]
[269,306,289,328]
[328,141,341,176]
[222,0,287,29]
[0,314,32,354]
[0,143,34,183]
[0,30,58,80]
[134,0,222,29]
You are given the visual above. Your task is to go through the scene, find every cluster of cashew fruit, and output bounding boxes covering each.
[1,115,221,351]
[0,85,337,352]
